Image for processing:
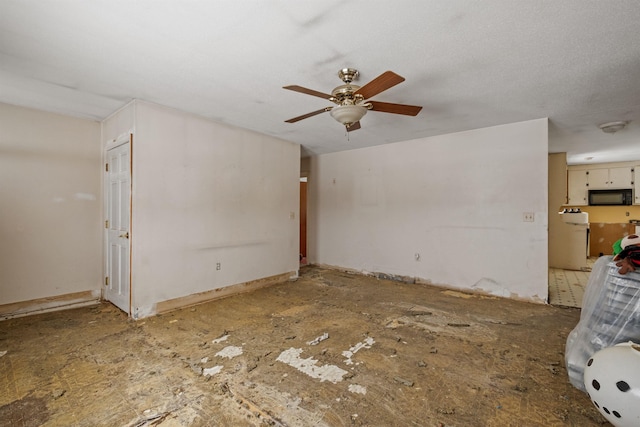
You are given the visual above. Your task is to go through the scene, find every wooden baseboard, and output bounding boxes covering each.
[155,271,295,315]
[0,290,100,320]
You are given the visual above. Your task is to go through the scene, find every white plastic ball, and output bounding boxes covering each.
[584,341,640,427]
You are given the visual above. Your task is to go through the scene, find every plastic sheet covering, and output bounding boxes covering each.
[565,256,640,392]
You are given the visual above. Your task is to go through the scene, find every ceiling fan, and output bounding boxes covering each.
[283,68,422,132]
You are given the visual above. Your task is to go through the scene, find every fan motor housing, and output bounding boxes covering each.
[331,84,362,105]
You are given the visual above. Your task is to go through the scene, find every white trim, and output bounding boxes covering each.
[105,131,132,151]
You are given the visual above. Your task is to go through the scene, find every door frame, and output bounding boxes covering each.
[104,132,133,315]
[299,175,308,264]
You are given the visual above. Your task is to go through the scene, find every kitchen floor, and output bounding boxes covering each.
[0,265,605,426]
[548,258,596,308]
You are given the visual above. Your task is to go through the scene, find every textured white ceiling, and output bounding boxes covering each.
[1,1,640,164]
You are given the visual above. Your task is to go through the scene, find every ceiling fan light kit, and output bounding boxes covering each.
[330,104,368,128]
[284,68,423,133]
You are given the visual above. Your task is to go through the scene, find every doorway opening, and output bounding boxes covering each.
[300,176,307,265]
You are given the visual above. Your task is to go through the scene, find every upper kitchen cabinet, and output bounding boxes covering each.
[635,165,640,204]
[567,169,588,205]
[587,166,634,189]
[566,162,637,206]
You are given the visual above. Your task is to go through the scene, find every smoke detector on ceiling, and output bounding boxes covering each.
[599,121,628,134]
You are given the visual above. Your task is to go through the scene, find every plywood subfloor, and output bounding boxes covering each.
[0,266,605,426]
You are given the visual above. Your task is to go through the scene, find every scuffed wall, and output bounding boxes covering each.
[102,101,300,318]
[0,103,102,307]
[308,119,548,302]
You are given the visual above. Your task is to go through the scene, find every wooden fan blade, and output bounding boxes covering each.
[283,85,332,100]
[346,121,361,132]
[285,107,332,123]
[354,71,405,99]
[369,101,422,116]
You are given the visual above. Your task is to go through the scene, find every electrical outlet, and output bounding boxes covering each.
[523,212,535,222]
[216,262,221,270]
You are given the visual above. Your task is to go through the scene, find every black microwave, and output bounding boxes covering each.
[588,188,633,206]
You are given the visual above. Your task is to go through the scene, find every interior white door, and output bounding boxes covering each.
[105,141,131,313]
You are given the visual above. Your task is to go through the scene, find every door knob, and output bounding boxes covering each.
[119,232,129,239]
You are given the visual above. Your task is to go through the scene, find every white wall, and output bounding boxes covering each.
[103,101,300,318]
[102,101,136,146]
[308,118,549,302]
[0,103,102,305]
